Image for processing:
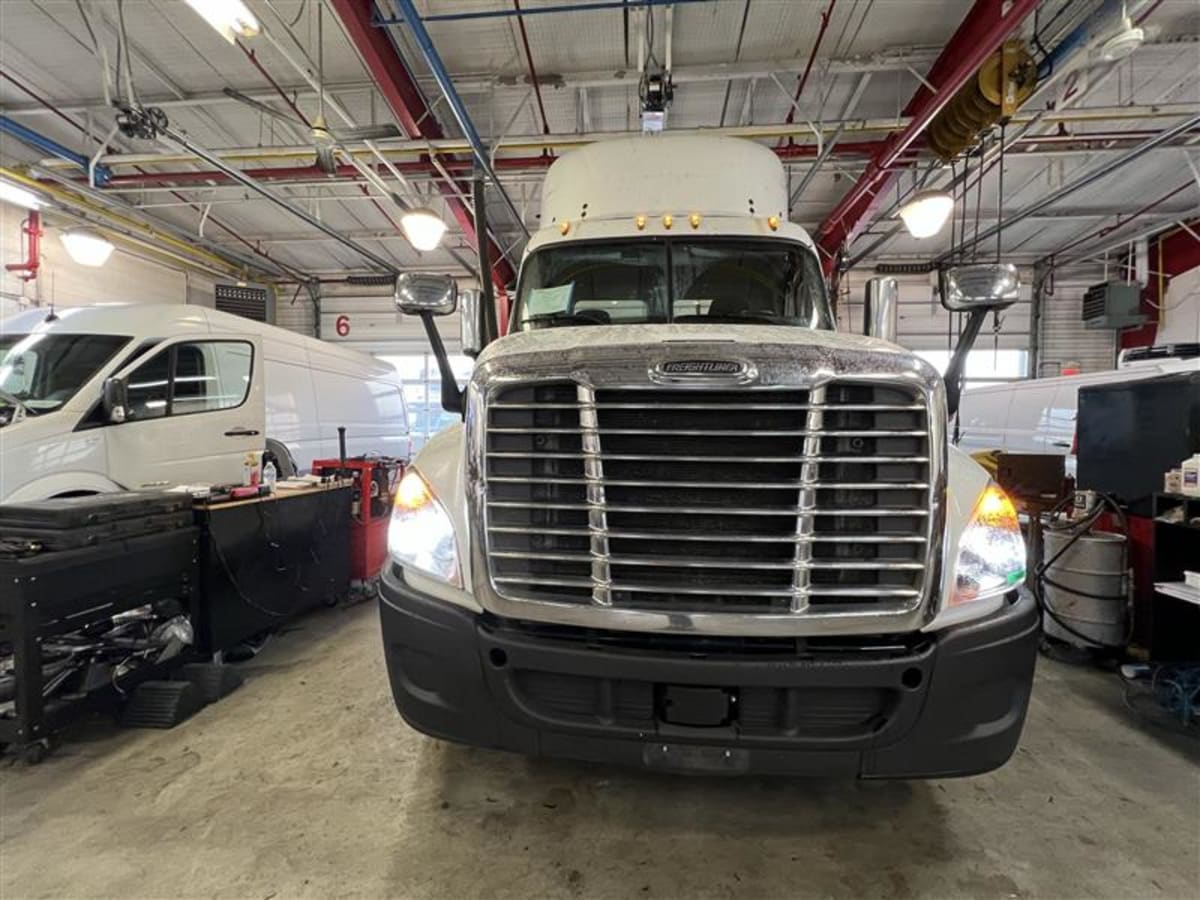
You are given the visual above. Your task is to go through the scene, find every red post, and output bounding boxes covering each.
[5,210,42,283]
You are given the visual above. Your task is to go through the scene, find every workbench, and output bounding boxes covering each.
[193,482,352,655]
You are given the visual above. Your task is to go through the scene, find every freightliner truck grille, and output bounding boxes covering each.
[482,379,934,620]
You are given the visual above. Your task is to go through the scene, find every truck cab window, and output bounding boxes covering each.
[515,239,832,330]
[519,242,669,328]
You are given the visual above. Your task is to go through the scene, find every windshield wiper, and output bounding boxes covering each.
[523,312,608,327]
[0,387,37,418]
[674,311,795,325]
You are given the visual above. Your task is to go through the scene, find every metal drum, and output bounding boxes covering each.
[1042,530,1128,648]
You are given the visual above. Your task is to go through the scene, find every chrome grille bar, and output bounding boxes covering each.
[577,383,612,606]
[491,402,926,412]
[791,385,824,612]
[487,452,930,463]
[489,525,927,543]
[488,476,930,490]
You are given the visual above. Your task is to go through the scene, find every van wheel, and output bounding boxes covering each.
[265,439,297,479]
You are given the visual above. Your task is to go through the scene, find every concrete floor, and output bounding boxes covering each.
[2,602,1197,899]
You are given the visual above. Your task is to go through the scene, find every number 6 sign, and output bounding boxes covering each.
[335,314,350,337]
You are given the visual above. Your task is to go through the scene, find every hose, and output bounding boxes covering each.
[1032,492,1134,652]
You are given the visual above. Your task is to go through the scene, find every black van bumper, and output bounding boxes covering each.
[379,568,1039,777]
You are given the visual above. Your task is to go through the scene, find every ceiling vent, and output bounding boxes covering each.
[1081,280,1146,330]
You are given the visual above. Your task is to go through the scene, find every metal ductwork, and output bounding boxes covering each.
[927,40,1037,161]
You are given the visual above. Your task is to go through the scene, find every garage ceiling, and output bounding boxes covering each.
[0,0,1197,286]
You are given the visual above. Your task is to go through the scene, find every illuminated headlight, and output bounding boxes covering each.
[951,483,1026,605]
[388,469,462,587]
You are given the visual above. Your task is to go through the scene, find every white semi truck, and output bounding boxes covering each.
[381,135,1036,777]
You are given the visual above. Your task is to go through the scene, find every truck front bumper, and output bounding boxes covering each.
[379,569,1039,777]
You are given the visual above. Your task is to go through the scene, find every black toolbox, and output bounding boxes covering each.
[0,492,193,555]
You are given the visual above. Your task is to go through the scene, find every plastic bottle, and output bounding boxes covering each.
[263,460,277,493]
[1182,454,1200,497]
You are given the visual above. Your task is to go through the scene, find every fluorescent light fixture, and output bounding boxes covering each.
[400,208,448,252]
[0,180,45,210]
[183,0,260,43]
[60,227,115,267]
[898,190,955,239]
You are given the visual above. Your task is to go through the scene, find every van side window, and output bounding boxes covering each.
[126,349,171,420]
[124,340,253,420]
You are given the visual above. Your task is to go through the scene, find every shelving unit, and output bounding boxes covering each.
[1150,494,1200,661]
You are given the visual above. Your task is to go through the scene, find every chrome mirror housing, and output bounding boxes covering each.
[939,263,1020,311]
[395,272,458,316]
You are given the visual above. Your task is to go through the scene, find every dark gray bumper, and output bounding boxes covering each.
[379,568,1039,777]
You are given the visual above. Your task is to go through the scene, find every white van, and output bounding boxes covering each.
[0,304,409,502]
[955,352,1200,461]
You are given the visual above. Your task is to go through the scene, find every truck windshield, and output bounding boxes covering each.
[0,333,130,421]
[515,238,833,330]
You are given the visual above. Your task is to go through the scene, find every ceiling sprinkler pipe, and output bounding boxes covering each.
[0,115,112,184]
[159,125,398,273]
[385,0,531,238]
[941,113,1200,263]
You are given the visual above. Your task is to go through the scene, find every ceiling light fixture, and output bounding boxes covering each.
[898,190,955,239]
[1099,16,1145,62]
[0,180,46,210]
[400,208,448,252]
[60,227,115,267]
[183,0,260,44]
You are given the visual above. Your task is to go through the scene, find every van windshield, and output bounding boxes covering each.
[514,238,833,331]
[0,333,130,423]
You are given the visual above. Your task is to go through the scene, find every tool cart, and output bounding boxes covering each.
[0,493,199,763]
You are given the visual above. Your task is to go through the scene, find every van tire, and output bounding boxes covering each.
[265,438,297,479]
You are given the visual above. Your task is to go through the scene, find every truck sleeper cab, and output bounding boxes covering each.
[381,136,1037,777]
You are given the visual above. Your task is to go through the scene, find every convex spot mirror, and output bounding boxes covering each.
[395,272,457,316]
[102,376,128,423]
[459,289,482,358]
[939,263,1020,312]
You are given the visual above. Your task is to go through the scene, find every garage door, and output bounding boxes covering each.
[1036,278,1117,377]
[317,287,470,450]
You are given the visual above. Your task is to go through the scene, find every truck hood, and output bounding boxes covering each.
[479,324,916,366]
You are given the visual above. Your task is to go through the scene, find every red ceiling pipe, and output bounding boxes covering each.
[331,0,515,292]
[775,138,892,159]
[512,0,552,136]
[783,0,837,129]
[237,43,313,127]
[816,0,1041,258]
[5,210,42,283]
[100,140,903,189]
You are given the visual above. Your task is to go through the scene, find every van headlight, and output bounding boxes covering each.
[951,483,1026,605]
[388,469,462,587]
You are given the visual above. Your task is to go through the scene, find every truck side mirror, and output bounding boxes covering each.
[940,263,1021,422]
[863,277,899,342]
[459,289,483,358]
[939,263,1020,312]
[395,272,457,316]
[102,376,128,423]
